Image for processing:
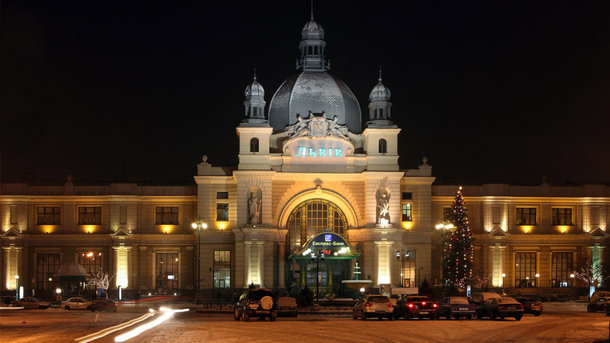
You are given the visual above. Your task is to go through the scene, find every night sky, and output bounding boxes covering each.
[1,0,609,185]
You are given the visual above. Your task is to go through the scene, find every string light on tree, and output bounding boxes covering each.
[442,186,474,290]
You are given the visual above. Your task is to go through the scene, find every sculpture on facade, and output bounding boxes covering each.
[376,190,391,224]
[285,112,349,140]
[248,191,262,224]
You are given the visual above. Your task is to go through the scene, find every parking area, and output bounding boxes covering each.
[0,303,608,342]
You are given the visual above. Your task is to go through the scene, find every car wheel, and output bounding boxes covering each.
[388,316,394,321]
[270,315,276,322]
[65,306,70,310]
[454,315,460,320]
[242,311,249,322]
[361,314,366,320]
[535,312,541,317]
[515,314,522,321]
[490,312,496,320]
[353,314,358,320]
[234,309,240,321]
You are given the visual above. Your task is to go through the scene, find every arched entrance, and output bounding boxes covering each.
[284,199,359,298]
[285,199,348,252]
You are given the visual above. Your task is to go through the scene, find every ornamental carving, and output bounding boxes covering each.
[286,112,349,140]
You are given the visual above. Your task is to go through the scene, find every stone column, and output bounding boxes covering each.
[244,242,251,287]
[278,242,286,288]
[257,241,264,287]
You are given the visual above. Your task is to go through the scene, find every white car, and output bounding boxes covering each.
[63,297,92,310]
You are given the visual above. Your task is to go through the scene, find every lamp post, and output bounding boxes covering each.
[435,223,454,287]
[501,273,506,294]
[311,252,325,305]
[14,275,19,301]
[535,273,540,299]
[191,216,208,304]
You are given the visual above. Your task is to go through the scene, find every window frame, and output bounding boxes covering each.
[514,251,537,288]
[78,207,102,225]
[551,252,573,288]
[378,138,387,154]
[401,203,412,222]
[213,250,231,288]
[516,207,537,226]
[216,203,229,221]
[155,206,179,225]
[37,207,61,225]
[552,208,573,226]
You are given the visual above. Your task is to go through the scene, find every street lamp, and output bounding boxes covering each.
[436,223,454,287]
[14,275,19,301]
[191,216,208,303]
[311,252,325,305]
[535,273,540,299]
[501,273,506,293]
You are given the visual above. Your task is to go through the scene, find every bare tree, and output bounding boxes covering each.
[87,271,114,298]
[574,260,603,287]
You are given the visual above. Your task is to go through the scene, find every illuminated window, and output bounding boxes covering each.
[37,207,61,225]
[400,250,416,287]
[155,253,179,292]
[36,253,60,290]
[78,251,103,274]
[217,203,229,221]
[516,208,536,225]
[156,207,179,225]
[286,199,347,250]
[551,252,573,288]
[552,208,572,226]
[216,192,229,199]
[213,250,231,288]
[378,139,387,153]
[401,203,412,221]
[250,137,259,152]
[78,207,101,225]
[515,252,537,288]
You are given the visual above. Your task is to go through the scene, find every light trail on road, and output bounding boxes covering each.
[114,307,189,342]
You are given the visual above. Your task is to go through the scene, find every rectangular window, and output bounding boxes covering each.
[119,206,127,225]
[155,253,179,291]
[10,205,17,224]
[37,207,61,225]
[516,208,536,225]
[217,192,229,199]
[36,253,61,290]
[401,203,412,221]
[515,252,537,288]
[156,207,179,225]
[78,251,103,274]
[78,207,102,225]
[552,208,572,226]
[213,250,231,288]
[217,203,229,221]
[443,207,452,222]
[551,252,573,288]
[400,250,416,287]
[402,192,412,200]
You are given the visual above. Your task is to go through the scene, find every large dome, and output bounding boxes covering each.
[268,71,362,133]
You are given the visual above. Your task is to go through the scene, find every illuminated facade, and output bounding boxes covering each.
[1,14,608,299]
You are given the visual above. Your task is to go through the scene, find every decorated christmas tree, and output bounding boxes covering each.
[443,186,474,290]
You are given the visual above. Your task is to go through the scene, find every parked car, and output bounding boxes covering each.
[234,288,276,321]
[89,298,117,312]
[13,297,50,309]
[476,296,524,320]
[353,294,394,320]
[394,295,437,319]
[591,291,610,304]
[277,297,298,317]
[516,297,542,316]
[63,297,92,310]
[437,296,476,320]
[587,297,609,313]
[470,292,502,306]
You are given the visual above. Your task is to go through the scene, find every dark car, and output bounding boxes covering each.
[394,295,437,319]
[476,296,524,321]
[587,298,609,313]
[233,288,276,321]
[89,299,117,312]
[437,296,476,320]
[277,297,298,317]
[516,297,542,316]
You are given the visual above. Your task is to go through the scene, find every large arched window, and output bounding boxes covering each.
[286,199,347,252]
[378,138,387,154]
[250,137,259,153]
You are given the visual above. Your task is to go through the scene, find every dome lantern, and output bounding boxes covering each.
[368,66,393,123]
[244,67,266,120]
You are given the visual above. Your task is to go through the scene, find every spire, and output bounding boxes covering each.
[253,65,257,81]
[297,4,328,71]
[310,0,314,20]
[378,65,382,82]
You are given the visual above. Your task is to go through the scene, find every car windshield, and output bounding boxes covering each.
[368,296,389,303]
[450,298,469,305]
[249,290,273,300]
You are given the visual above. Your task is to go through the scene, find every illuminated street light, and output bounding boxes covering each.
[191,216,208,303]
[14,275,19,301]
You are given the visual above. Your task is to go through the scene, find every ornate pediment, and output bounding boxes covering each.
[489,227,509,237]
[1,228,23,240]
[110,227,132,240]
[589,227,607,237]
[286,112,350,141]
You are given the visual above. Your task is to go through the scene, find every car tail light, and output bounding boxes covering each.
[366,302,372,307]
[432,303,437,308]
[387,303,393,308]
[421,301,426,306]
[408,303,414,308]
[497,305,505,310]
